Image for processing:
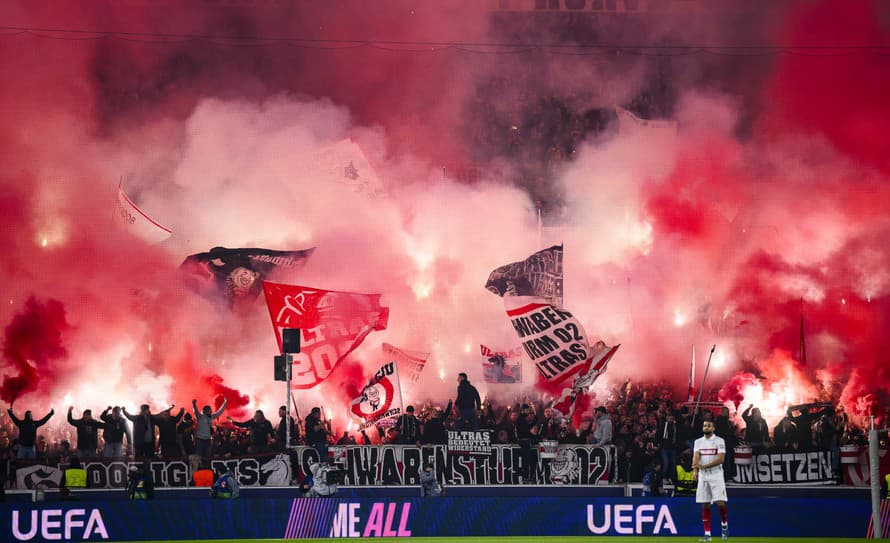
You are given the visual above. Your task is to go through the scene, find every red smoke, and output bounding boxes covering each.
[3,0,890,432]
[202,374,250,416]
[1,297,70,404]
[718,373,760,411]
[769,0,890,174]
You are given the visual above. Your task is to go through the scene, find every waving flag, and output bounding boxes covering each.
[487,247,618,420]
[485,245,563,308]
[382,343,428,384]
[262,281,389,389]
[114,185,172,244]
[550,341,620,419]
[480,344,523,384]
[180,247,314,301]
[306,138,385,197]
[349,361,404,430]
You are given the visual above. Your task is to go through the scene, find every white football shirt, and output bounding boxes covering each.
[693,433,726,477]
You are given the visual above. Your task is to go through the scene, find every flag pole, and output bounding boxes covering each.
[688,344,696,403]
[691,345,716,428]
[285,353,292,450]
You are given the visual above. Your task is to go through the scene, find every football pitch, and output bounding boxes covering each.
[121,538,871,542]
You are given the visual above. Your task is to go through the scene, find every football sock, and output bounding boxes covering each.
[719,503,728,524]
[702,507,712,534]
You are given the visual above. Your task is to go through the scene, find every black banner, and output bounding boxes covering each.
[13,445,613,489]
[447,430,492,455]
[733,450,834,484]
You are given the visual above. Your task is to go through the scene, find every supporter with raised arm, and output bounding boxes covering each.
[157,406,185,459]
[67,407,104,458]
[228,410,274,454]
[100,406,131,458]
[193,397,226,458]
[123,404,170,460]
[741,404,770,452]
[7,406,54,459]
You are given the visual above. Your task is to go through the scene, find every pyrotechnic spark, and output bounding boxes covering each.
[411,278,432,300]
[673,310,687,327]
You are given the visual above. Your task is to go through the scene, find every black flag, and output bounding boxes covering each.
[180,246,314,301]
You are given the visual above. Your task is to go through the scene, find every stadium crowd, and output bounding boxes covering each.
[0,375,871,492]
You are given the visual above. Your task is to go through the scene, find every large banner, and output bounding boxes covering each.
[349,361,404,431]
[505,301,593,382]
[262,282,389,388]
[480,344,523,384]
[0,496,871,542]
[180,247,314,300]
[11,445,611,490]
[298,444,611,486]
[733,450,834,484]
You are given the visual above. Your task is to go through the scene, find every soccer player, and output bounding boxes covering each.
[693,419,729,541]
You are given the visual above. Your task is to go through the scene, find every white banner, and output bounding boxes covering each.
[506,300,591,382]
[16,464,63,489]
[349,361,404,430]
[480,344,523,384]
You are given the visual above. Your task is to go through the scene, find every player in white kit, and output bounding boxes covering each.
[693,420,729,541]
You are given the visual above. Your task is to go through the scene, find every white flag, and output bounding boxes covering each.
[349,361,404,430]
[115,186,172,244]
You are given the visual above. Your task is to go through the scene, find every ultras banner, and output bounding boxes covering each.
[11,445,612,489]
[349,361,404,431]
[0,497,871,542]
[480,344,523,384]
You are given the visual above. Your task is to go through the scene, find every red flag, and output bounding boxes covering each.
[550,342,620,421]
[262,281,389,389]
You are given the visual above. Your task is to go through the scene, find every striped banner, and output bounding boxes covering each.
[284,497,339,538]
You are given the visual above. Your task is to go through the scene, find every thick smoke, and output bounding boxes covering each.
[2,0,890,434]
[1,297,70,404]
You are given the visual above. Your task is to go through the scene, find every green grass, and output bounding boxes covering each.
[115,538,872,543]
